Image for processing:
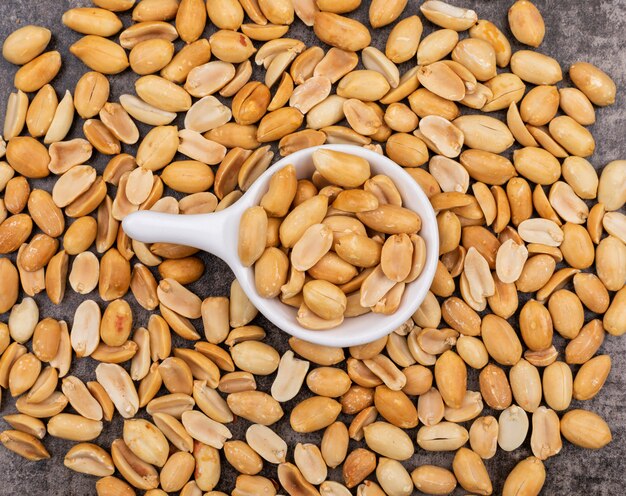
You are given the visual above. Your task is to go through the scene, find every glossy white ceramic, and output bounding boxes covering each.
[122,144,439,347]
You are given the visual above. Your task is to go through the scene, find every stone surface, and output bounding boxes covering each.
[0,0,624,494]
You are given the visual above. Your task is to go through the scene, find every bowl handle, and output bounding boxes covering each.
[122,210,236,261]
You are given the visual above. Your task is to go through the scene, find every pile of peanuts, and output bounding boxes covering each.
[0,0,624,495]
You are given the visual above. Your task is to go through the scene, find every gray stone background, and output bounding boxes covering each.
[0,0,624,494]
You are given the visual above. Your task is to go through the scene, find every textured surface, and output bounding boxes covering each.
[0,0,625,494]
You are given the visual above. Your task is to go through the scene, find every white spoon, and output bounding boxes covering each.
[122,144,439,347]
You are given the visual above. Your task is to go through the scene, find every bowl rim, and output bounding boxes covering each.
[234,144,440,347]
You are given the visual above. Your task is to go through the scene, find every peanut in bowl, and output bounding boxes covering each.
[122,144,439,347]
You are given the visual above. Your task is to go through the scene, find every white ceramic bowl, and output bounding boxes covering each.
[122,144,439,347]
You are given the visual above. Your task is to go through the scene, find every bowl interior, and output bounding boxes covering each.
[232,144,439,347]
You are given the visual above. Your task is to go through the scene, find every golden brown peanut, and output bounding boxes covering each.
[279,129,326,156]
[3,25,51,65]
[459,149,515,185]
[6,136,50,179]
[386,15,422,64]
[604,287,626,336]
[136,76,191,113]
[417,62,465,102]
[357,204,420,235]
[470,19,511,67]
[481,314,522,365]
[454,115,514,154]
[313,12,371,52]
[596,236,626,291]
[64,443,114,477]
[14,51,61,92]
[227,391,283,425]
[565,319,605,366]
[300,280,345,321]
[4,90,28,142]
[482,73,526,112]
[0,214,32,254]
[63,7,123,36]
[562,156,598,200]
[175,0,206,43]
[420,1,477,30]
[293,443,327,485]
[573,355,611,401]
[232,82,271,125]
[363,422,413,462]
[513,147,561,185]
[519,299,553,351]
[542,361,573,411]
[434,350,467,410]
[74,71,110,119]
[25,84,57,138]
[256,107,303,142]
[510,50,562,85]
[597,160,626,212]
[258,0,293,24]
[32,317,61,363]
[342,448,376,488]
[548,289,585,339]
[549,116,595,157]
[386,133,429,167]
[209,30,255,64]
[569,61,616,107]
[519,85,559,126]
[340,386,374,416]
[119,21,178,50]
[559,87,595,125]
[452,447,492,495]
[479,364,512,411]
[132,0,179,21]
[509,359,542,413]
[207,0,245,29]
[452,38,496,81]
[417,29,458,66]
[411,465,457,495]
[254,247,289,298]
[230,341,279,376]
[238,207,268,268]
[224,440,263,475]
[508,0,545,47]
[373,386,417,429]
[384,102,419,133]
[0,258,19,313]
[93,0,135,10]
[2,414,45,440]
[290,396,342,433]
[0,430,50,461]
[99,248,131,301]
[48,139,93,176]
[502,456,546,496]
[560,409,612,449]
[369,0,406,28]
[129,38,174,75]
[8,352,41,397]
[70,37,129,74]
[560,223,594,269]
[232,475,276,496]
[4,176,30,216]
[95,476,135,496]
[441,296,480,336]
